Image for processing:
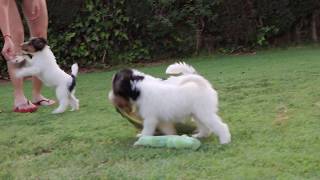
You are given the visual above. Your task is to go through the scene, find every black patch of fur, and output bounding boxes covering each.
[112,69,144,101]
[31,37,47,51]
[68,75,76,92]
[25,53,33,58]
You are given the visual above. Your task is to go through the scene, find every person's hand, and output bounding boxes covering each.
[1,36,16,61]
[28,0,41,20]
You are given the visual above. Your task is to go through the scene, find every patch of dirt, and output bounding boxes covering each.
[0,78,10,84]
[34,148,53,156]
[273,105,289,126]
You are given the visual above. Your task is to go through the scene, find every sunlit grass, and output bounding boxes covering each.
[1,45,320,179]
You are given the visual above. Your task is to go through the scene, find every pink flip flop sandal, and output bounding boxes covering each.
[33,99,55,106]
[13,100,38,113]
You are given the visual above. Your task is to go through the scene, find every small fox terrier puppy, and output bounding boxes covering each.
[15,37,79,114]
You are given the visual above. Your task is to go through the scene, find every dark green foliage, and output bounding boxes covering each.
[208,0,257,48]
[0,55,7,79]
[45,0,222,67]
[0,0,319,78]
[257,26,279,46]
[256,0,295,34]
[47,0,84,30]
[48,0,146,67]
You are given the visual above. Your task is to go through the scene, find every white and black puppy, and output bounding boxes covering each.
[109,62,231,144]
[15,37,79,114]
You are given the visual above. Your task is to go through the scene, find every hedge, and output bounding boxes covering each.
[0,0,319,78]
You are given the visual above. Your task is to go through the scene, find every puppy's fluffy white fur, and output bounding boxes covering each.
[16,45,79,114]
[109,62,231,144]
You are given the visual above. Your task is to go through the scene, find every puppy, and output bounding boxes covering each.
[109,62,197,112]
[15,37,80,114]
[109,62,231,144]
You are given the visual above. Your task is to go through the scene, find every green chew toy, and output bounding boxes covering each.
[134,135,201,150]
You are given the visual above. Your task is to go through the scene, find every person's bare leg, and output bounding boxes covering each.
[23,0,54,105]
[7,0,37,111]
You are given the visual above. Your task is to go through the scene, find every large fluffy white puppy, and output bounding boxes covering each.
[15,37,79,114]
[109,62,231,144]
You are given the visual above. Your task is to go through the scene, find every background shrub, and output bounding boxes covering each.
[0,0,319,78]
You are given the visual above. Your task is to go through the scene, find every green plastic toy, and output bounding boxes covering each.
[134,135,201,150]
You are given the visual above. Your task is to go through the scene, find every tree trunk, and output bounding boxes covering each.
[311,11,318,42]
[195,18,205,55]
[295,20,303,43]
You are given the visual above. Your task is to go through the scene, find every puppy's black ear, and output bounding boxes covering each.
[132,75,144,82]
[112,69,132,101]
[31,37,47,51]
[112,69,144,101]
[129,75,144,100]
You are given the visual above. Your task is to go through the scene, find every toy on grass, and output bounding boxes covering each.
[134,135,201,150]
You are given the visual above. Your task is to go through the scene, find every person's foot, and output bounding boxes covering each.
[13,100,38,113]
[32,95,55,106]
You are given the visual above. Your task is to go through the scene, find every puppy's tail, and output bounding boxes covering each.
[166,62,197,75]
[179,74,211,89]
[71,63,79,77]
[68,63,78,92]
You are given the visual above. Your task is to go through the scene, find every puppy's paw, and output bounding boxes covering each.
[70,107,79,112]
[219,132,231,144]
[52,109,64,114]
[70,105,80,112]
[13,56,25,64]
[192,128,211,138]
[192,133,209,139]
[219,124,231,144]
[192,133,201,138]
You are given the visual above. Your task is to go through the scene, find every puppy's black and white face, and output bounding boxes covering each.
[21,37,47,53]
[112,69,144,102]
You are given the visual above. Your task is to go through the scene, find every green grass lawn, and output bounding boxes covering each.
[1,46,320,179]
